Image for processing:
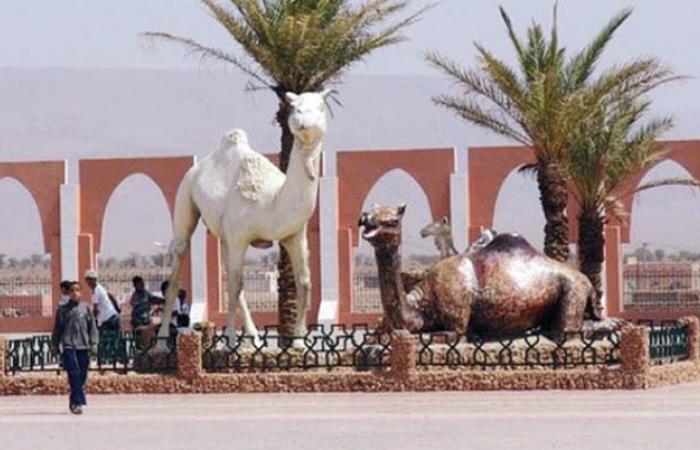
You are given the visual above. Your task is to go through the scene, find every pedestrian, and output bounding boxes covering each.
[85,269,121,362]
[160,281,186,332]
[84,269,120,332]
[130,276,160,330]
[58,280,72,307]
[51,281,98,415]
[175,288,191,328]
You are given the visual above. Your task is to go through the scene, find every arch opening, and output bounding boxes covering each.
[353,169,436,314]
[623,160,700,313]
[99,174,173,318]
[0,177,52,317]
[492,166,546,251]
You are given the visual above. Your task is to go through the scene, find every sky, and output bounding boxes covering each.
[3,0,700,77]
[1,0,700,258]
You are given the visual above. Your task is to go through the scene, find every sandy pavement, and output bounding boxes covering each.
[3,383,700,449]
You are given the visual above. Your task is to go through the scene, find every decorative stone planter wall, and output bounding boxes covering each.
[2,319,700,395]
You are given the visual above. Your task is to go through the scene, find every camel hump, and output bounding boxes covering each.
[482,233,537,255]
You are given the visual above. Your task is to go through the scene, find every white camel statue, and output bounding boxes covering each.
[158,90,331,342]
[420,217,458,259]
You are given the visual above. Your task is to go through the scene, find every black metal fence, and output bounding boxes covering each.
[415,331,621,370]
[648,324,689,364]
[202,324,391,373]
[4,332,177,375]
[4,321,694,374]
[4,335,60,373]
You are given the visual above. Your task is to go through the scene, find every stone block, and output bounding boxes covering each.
[177,329,202,381]
[620,325,649,376]
[679,316,700,361]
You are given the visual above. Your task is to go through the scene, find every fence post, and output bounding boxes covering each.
[176,330,202,381]
[199,322,216,350]
[679,316,700,361]
[620,325,649,387]
[0,337,5,376]
[390,330,416,380]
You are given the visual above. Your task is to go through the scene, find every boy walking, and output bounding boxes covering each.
[51,281,99,415]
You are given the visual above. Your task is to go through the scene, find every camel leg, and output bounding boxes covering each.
[237,290,259,342]
[223,242,259,344]
[222,239,257,338]
[223,243,244,340]
[551,277,587,340]
[281,229,311,338]
[158,180,199,339]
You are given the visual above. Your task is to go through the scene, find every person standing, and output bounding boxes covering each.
[85,269,120,363]
[58,280,72,307]
[159,281,189,330]
[84,269,120,332]
[130,276,160,330]
[51,281,98,415]
[175,288,191,328]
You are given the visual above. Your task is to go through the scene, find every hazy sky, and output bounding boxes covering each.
[1,0,700,258]
[4,0,698,136]
[3,0,699,77]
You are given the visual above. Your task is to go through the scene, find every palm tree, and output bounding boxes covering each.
[427,6,657,262]
[568,96,695,318]
[144,0,430,338]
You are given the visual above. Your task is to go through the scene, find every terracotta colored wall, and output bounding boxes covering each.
[336,149,454,324]
[467,146,535,241]
[78,157,195,293]
[616,140,700,243]
[0,161,65,332]
[4,142,700,333]
[337,149,454,245]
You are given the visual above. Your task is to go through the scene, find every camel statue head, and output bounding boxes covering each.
[358,203,407,248]
[420,216,451,239]
[285,89,331,148]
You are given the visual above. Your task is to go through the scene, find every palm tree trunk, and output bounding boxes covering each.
[537,162,570,262]
[275,98,297,341]
[577,206,605,320]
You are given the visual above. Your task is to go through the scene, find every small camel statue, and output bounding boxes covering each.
[420,217,458,258]
[159,90,331,341]
[359,203,604,339]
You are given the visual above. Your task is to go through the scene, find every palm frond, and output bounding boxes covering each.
[146,0,432,94]
[517,163,539,177]
[566,8,632,88]
[432,94,530,145]
[141,31,271,87]
[624,178,700,199]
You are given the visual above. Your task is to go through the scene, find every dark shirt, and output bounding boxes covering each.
[130,289,160,328]
[51,300,99,350]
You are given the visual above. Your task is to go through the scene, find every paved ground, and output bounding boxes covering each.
[3,383,700,450]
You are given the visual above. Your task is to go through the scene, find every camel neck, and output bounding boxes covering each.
[374,244,409,330]
[436,235,457,258]
[276,140,322,216]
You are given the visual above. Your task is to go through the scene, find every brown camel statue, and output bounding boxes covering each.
[358,204,618,340]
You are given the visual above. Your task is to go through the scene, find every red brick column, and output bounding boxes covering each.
[390,330,416,380]
[679,316,700,361]
[176,330,202,381]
